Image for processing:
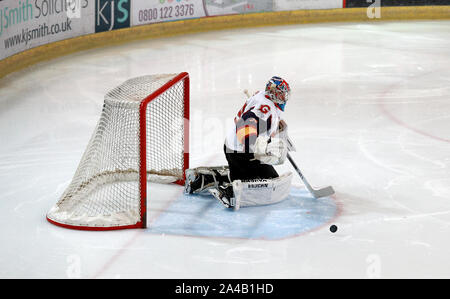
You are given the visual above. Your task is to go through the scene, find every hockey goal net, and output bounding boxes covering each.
[47,72,190,230]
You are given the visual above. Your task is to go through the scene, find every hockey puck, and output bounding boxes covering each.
[330,225,338,233]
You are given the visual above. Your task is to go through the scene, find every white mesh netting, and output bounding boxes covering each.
[47,74,188,229]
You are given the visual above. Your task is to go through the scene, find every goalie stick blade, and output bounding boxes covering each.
[286,153,335,199]
[310,186,335,199]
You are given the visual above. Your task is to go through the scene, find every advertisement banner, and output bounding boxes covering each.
[202,0,274,16]
[132,0,206,26]
[274,0,342,11]
[95,0,130,33]
[0,0,95,60]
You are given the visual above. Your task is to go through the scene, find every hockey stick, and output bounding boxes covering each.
[243,89,334,198]
[287,152,335,199]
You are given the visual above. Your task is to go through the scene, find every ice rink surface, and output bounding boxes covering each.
[0,20,449,278]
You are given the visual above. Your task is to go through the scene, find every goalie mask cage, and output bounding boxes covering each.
[47,72,190,230]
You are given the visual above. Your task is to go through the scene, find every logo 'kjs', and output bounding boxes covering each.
[95,0,130,32]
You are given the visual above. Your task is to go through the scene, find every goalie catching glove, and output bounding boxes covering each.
[253,136,288,165]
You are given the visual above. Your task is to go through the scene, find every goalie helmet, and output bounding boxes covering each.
[265,76,291,111]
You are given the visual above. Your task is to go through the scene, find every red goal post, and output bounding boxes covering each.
[139,72,190,229]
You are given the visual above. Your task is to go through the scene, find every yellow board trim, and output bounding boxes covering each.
[1,6,449,80]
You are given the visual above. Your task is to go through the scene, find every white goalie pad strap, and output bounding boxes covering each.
[189,166,230,177]
[232,172,293,209]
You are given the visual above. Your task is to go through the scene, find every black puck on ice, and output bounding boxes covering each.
[330,225,338,233]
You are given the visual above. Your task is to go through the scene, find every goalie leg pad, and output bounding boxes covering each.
[233,172,293,210]
[184,166,231,195]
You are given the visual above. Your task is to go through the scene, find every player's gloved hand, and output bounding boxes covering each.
[254,136,287,165]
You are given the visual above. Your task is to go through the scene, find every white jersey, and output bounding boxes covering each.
[225,91,283,152]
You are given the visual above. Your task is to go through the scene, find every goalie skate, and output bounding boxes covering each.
[209,184,237,210]
[184,166,231,195]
